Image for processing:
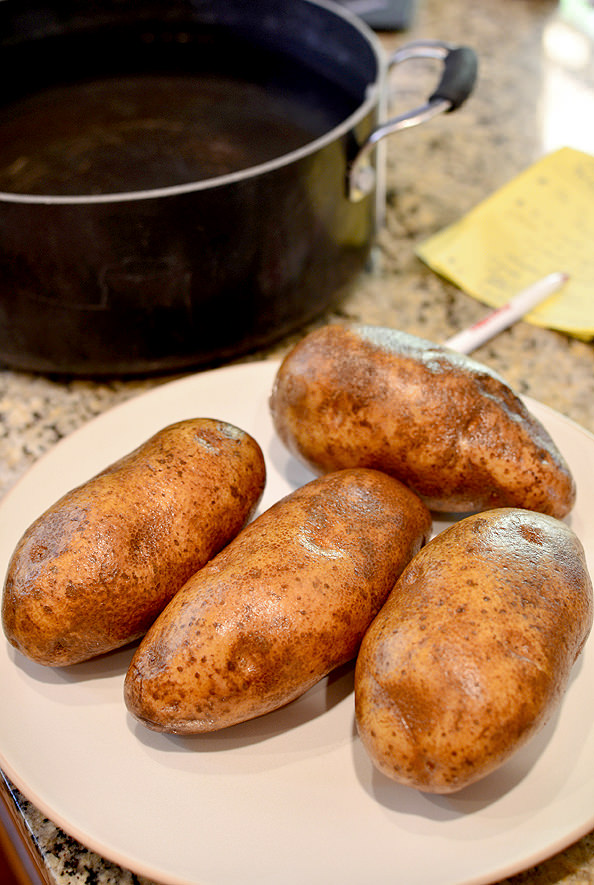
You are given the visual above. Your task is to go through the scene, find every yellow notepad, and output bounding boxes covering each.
[416,146,594,339]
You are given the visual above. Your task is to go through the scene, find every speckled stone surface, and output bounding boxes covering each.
[1,0,594,883]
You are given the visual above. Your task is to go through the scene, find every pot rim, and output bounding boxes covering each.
[0,0,385,207]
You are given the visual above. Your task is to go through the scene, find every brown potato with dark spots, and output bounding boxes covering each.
[269,323,575,517]
[2,418,266,666]
[355,508,593,793]
[124,468,432,733]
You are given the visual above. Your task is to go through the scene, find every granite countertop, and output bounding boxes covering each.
[1,0,594,883]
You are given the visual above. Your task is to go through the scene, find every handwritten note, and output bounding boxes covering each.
[416,147,594,339]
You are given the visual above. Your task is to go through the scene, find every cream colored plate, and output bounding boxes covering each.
[0,359,593,885]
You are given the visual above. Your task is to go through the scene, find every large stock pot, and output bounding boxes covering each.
[0,0,477,375]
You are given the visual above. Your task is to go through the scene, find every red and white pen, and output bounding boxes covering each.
[443,271,570,355]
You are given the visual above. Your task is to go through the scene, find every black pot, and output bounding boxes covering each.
[0,0,477,376]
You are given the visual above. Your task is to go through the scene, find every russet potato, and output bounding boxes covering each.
[269,323,575,516]
[354,508,593,793]
[124,468,432,733]
[2,418,266,666]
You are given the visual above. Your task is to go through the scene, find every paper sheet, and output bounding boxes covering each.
[416,146,594,339]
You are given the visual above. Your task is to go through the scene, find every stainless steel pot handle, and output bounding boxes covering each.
[348,41,478,202]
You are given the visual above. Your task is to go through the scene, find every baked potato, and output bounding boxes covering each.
[355,508,593,793]
[2,418,266,666]
[124,468,432,733]
[269,323,575,517]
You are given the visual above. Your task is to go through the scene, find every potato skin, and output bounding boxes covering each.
[269,323,575,516]
[2,418,266,666]
[355,508,593,793]
[124,468,432,734]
